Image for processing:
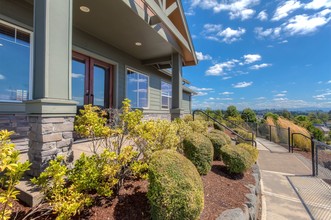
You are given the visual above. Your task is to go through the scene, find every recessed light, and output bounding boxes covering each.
[135,42,142,46]
[80,6,90,13]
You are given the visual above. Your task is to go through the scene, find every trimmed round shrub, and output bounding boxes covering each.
[213,122,224,131]
[220,145,254,174]
[210,129,232,145]
[183,132,214,175]
[187,120,208,134]
[234,129,255,144]
[206,132,228,160]
[237,143,259,162]
[148,150,204,220]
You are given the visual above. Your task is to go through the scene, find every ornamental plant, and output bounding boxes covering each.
[0,130,31,220]
[31,156,91,220]
[148,150,204,220]
[220,145,254,174]
[183,132,214,175]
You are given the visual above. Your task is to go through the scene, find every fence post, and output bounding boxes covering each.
[255,123,258,137]
[252,132,254,147]
[269,125,272,142]
[288,127,291,153]
[311,138,315,176]
[315,141,319,176]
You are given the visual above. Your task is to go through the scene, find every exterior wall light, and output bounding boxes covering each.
[80,6,90,13]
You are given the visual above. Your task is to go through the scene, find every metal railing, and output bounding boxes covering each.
[192,110,257,147]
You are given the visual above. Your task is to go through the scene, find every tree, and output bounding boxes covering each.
[281,110,292,120]
[225,105,239,118]
[241,108,257,123]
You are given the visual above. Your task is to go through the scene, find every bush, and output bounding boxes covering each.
[0,130,31,220]
[210,129,232,145]
[220,145,254,174]
[183,132,213,175]
[236,143,259,162]
[187,120,208,134]
[234,129,255,144]
[213,122,224,131]
[206,132,229,160]
[148,150,204,220]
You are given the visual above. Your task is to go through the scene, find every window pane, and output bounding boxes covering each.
[72,59,85,106]
[138,74,148,108]
[0,23,30,102]
[162,96,168,109]
[127,71,138,108]
[161,81,172,109]
[93,65,105,107]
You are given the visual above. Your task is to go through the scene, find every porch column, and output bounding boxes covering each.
[171,53,183,120]
[26,0,76,176]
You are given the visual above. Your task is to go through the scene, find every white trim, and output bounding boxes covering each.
[126,67,150,109]
[161,80,172,110]
[0,19,33,102]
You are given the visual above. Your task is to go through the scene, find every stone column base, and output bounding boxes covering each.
[27,115,75,176]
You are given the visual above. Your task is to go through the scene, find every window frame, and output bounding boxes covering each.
[126,68,150,109]
[161,80,172,110]
[0,19,33,102]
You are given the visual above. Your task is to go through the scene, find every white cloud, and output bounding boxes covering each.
[272,0,303,21]
[72,73,84,78]
[283,11,331,35]
[222,76,232,80]
[232,81,253,88]
[219,98,233,101]
[195,92,208,96]
[279,40,289,44]
[189,86,214,91]
[254,27,281,38]
[250,63,272,70]
[273,97,289,101]
[218,27,246,43]
[220,92,234,95]
[313,91,331,100]
[256,97,266,100]
[190,0,260,20]
[257,10,268,21]
[327,80,331,84]
[304,0,331,10]
[275,93,286,97]
[203,25,246,43]
[195,51,212,61]
[206,59,238,76]
[243,54,262,64]
[0,74,5,80]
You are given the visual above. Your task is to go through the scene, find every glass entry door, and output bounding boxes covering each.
[72,52,113,108]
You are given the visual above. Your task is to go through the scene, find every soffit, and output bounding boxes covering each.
[73,0,175,61]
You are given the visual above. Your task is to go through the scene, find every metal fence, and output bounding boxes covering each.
[313,140,331,183]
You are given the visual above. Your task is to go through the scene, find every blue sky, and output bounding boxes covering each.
[181,0,331,110]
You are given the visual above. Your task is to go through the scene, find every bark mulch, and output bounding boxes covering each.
[3,161,255,220]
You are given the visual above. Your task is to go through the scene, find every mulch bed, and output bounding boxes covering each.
[3,161,255,220]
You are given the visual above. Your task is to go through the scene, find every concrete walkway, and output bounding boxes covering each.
[257,138,331,220]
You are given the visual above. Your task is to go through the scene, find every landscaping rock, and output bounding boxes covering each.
[216,208,245,220]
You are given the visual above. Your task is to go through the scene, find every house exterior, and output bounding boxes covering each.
[0,0,197,176]
[314,124,330,137]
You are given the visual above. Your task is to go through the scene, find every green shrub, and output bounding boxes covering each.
[213,122,224,131]
[31,156,91,220]
[148,150,204,220]
[236,143,259,162]
[206,132,228,160]
[234,129,255,144]
[210,129,232,145]
[183,132,213,175]
[0,130,31,220]
[187,120,208,134]
[220,145,254,174]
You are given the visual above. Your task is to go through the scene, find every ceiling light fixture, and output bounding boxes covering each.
[80,6,90,13]
[135,42,142,46]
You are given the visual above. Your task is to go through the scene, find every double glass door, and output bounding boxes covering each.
[72,52,113,108]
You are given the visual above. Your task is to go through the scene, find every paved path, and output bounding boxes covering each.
[257,138,331,220]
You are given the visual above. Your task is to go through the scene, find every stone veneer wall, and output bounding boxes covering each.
[28,116,74,176]
[0,114,30,152]
[143,113,172,121]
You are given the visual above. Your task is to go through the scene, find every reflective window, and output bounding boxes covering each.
[0,22,31,102]
[72,59,85,106]
[161,81,172,109]
[127,70,148,108]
